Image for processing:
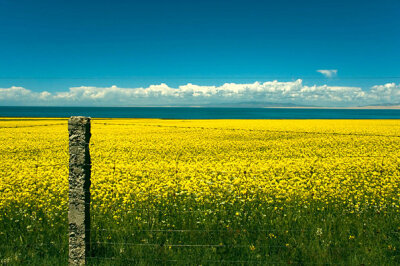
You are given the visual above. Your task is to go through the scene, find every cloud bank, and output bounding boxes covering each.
[317,70,338,78]
[1,80,399,107]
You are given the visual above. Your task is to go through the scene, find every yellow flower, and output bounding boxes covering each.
[1,117,399,251]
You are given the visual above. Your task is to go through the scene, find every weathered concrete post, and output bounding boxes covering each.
[68,116,91,265]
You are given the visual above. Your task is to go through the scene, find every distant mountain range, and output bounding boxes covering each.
[204,102,400,109]
[150,102,400,109]
[196,102,314,108]
[358,103,400,109]
[360,103,400,107]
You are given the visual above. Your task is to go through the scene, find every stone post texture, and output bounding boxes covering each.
[68,116,91,265]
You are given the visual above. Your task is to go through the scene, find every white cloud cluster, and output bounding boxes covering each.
[1,80,399,107]
[317,69,338,78]
[368,83,400,103]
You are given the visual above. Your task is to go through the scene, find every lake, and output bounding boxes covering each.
[1,106,400,119]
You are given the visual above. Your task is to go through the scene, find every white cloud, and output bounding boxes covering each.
[317,69,338,78]
[368,83,400,103]
[0,80,399,107]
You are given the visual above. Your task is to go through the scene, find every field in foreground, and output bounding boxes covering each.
[1,118,400,265]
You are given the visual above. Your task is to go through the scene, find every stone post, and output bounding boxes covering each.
[68,116,91,265]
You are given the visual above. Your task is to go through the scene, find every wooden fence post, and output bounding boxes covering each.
[68,116,91,265]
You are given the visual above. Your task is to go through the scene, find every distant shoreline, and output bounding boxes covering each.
[1,105,400,109]
[263,106,400,110]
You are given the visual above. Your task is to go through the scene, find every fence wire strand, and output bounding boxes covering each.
[85,256,307,264]
[94,122,400,138]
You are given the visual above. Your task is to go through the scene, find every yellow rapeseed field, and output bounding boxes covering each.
[0,118,399,220]
[0,119,400,220]
[1,118,400,264]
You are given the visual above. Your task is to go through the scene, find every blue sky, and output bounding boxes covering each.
[0,0,399,106]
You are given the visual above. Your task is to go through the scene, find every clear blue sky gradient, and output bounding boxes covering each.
[0,0,399,92]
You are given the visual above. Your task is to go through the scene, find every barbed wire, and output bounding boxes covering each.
[89,228,314,233]
[0,243,66,248]
[93,122,400,138]
[90,154,399,160]
[91,242,343,249]
[85,256,310,264]
[3,161,400,172]
[88,210,400,215]
[0,123,66,129]
[88,212,400,219]
[87,228,400,234]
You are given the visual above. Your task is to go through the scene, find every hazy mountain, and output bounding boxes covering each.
[358,103,400,109]
[360,103,400,107]
[199,102,314,108]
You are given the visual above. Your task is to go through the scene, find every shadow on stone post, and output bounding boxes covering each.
[68,116,91,265]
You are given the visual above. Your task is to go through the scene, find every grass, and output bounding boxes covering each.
[1,201,400,265]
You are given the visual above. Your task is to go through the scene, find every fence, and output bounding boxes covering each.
[68,117,91,265]
[1,116,400,265]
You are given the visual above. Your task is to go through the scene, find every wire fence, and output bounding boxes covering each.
[92,122,400,138]
[0,123,67,129]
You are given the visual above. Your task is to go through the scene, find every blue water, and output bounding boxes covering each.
[0,106,400,119]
